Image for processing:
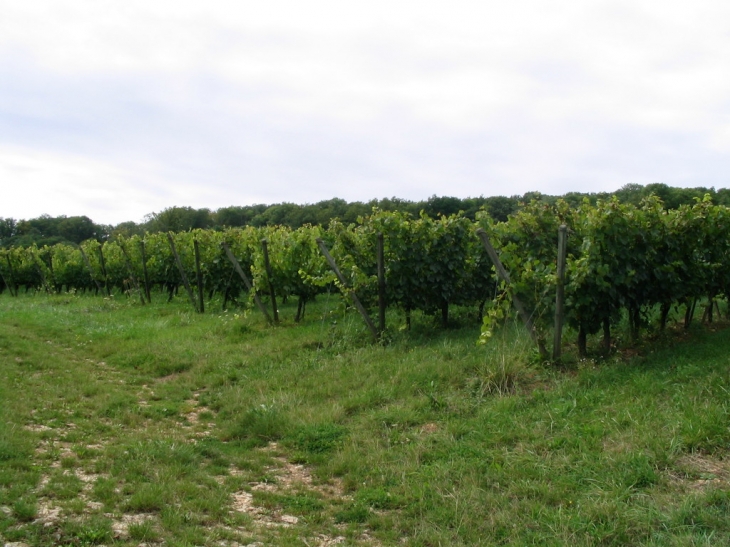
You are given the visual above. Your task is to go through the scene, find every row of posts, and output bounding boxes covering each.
[210,229,569,360]
[1,227,569,360]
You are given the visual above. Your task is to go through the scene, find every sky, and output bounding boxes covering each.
[1,0,730,225]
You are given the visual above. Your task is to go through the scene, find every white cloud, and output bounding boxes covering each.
[1,1,730,222]
[0,145,224,224]
[7,0,728,127]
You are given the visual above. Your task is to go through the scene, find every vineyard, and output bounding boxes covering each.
[2,195,729,355]
[3,196,730,546]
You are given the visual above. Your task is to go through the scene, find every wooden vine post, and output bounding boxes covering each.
[167,233,200,313]
[377,232,386,334]
[221,268,234,311]
[0,268,12,296]
[119,242,146,305]
[139,240,152,303]
[30,249,51,294]
[3,254,17,297]
[475,228,548,359]
[1,252,17,296]
[98,244,111,296]
[78,246,104,294]
[0,256,15,296]
[260,239,279,323]
[221,242,273,324]
[193,239,205,314]
[316,238,379,341]
[552,225,568,361]
[44,250,58,292]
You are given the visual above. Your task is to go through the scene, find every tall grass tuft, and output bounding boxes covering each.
[473,328,533,396]
[225,404,290,446]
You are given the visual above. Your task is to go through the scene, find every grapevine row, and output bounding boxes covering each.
[2,197,729,354]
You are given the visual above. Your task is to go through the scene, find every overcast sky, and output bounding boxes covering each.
[2,1,729,224]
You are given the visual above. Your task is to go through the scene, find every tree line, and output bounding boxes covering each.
[2,183,729,249]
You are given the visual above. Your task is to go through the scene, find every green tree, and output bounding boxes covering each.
[145,207,213,233]
[57,216,97,244]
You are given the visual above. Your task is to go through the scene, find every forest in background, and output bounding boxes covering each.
[2,182,729,249]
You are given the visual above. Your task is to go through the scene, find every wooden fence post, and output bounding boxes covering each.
[2,252,17,296]
[553,225,567,361]
[260,239,279,323]
[193,239,205,314]
[119,242,146,305]
[0,258,14,296]
[221,242,273,325]
[98,244,111,296]
[475,228,548,359]
[30,249,51,294]
[45,250,58,292]
[140,240,152,303]
[377,232,386,334]
[316,238,379,341]
[167,233,199,313]
[78,246,104,294]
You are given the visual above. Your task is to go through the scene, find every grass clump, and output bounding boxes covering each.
[12,497,37,522]
[60,516,113,545]
[334,502,370,524]
[225,405,290,446]
[0,436,30,463]
[125,483,170,513]
[43,472,84,500]
[288,423,348,454]
[355,486,403,510]
[471,355,529,396]
[128,518,160,541]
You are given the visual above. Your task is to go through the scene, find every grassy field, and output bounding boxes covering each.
[1,292,729,546]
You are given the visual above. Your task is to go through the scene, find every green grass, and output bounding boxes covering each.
[1,290,729,545]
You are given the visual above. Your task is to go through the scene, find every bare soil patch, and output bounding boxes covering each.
[670,453,730,490]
